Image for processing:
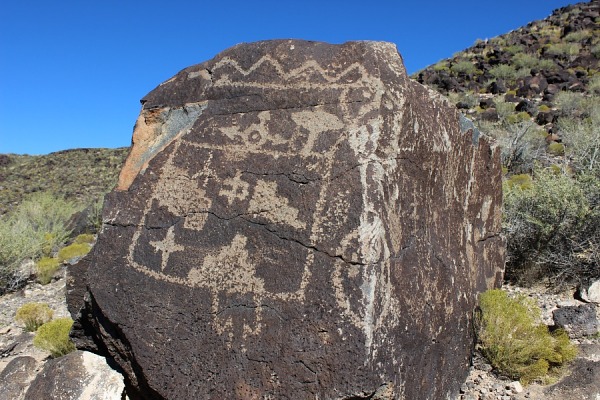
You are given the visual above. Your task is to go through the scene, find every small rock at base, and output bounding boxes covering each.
[509,380,523,393]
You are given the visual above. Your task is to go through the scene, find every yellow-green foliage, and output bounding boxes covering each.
[512,53,539,70]
[33,317,76,358]
[538,104,551,113]
[35,257,60,285]
[15,302,53,332]
[450,60,477,75]
[58,243,91,263]
[0,192,79,293]
[564,29,592,42]
[506,112,531,124]
[73,233,95,245]
[477,290,577,385]
[505,174,533,190]
[546,43,581,58]
[547,142,565,156]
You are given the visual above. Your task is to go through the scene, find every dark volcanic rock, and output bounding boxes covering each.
[68,40,504,400]
[553,304,599,338]
[23,350,125,400]
[0,356,39,400]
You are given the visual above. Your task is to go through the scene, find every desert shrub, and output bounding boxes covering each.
[592,44,600,59]
[0,216,40,292]
[57,242,91,263]
[35,257,60,285]
[494,99,516,120]
[554,92,586,116]
[447,91,479,108]
[451,60,477,75]
[15,302,53,332]
[503,168,599,284]
[0,192,79,293]
[538,104,551,113]
[589,75,600,95]
[33,317,76,358]
[506,112,532,125]
[490,65,530,84]
[432,62,449,72]
[558,97,600,173]
[563,29,592,42]
[483,121,544,174]
[505,174,533,190]
[512,53,539,70]
[505,44,525,55]
[476,289,577,385]
[73,233,95,245]
[547,142,565,156]
[545,43,581,59]
[537,59,558,71]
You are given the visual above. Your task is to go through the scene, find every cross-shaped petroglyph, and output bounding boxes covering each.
[124,50,398,351]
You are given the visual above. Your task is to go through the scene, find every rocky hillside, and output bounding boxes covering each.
[413,0,599,136]
[0,148,128,215]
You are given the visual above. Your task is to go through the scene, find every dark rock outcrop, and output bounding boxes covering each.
[23,350,125,400]
[553,304,599,338]
[68,40,504,399]
[0,356,38,400]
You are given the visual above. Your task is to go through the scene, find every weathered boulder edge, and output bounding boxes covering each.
[68,39,505,400]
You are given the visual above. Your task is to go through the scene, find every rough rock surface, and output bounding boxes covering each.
[68,40,504,399]
[553,304,599,338]
[0,356,38,400]
[24,350,126,400]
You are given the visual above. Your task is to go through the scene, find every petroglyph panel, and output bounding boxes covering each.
[69,40,505,400]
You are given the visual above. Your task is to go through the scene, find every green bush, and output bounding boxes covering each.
[451,60,477,75]
[57,242,91,263]
[589,75,600,95]
[547,142,565,156]
[503,168,598,284]
[35,257,60,285]
[476,289,577,385]
[482,121,544,173]
[0,216,40,292]
[73,233,95,245]
[489,65,530,83]
[15,303,54,332]
[506,112,532,124]
[33,318,76,358]
[512,53,539,70]
[563,30,592,42]
[0,192,78,293]
[555,92,586,116]
[537,59,558,71]
[545,43,581,58]
[558,97,600,173]
[506,174,533,190]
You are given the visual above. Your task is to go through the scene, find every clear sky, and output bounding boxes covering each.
[1,0,575,155]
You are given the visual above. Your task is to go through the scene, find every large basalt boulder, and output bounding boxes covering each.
[68,40,504,399]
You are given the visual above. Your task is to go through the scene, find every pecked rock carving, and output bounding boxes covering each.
[67,40,505,399]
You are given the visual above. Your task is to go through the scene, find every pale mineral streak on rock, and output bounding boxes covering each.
[117,102,207,190]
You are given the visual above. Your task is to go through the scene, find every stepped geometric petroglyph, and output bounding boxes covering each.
[68,40,504,399]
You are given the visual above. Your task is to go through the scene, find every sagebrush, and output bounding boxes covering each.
[15,302,54,332]
[476,289,577,385]
[33,317,76,358]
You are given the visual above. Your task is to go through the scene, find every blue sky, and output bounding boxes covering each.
[1,0,575,155]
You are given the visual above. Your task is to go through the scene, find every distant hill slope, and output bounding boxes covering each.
[0,148,128,215]
[413,0,599,133]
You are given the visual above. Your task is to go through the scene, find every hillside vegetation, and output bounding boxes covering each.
[415,0,600,287]
[0,148,128,216]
